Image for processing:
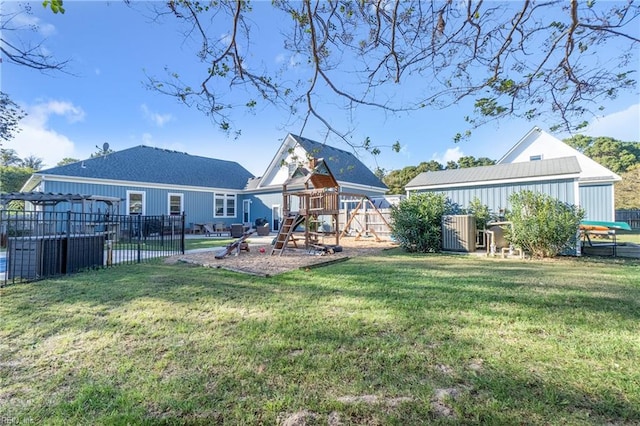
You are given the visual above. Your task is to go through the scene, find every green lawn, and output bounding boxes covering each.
[1,251,639,424]
[617,230,640,244]
[184,237,236,251]
[108,237,232,252]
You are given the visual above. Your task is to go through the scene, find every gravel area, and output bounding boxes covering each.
[167,236,398,277]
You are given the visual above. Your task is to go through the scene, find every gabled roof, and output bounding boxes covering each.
[498,127,621,183]
[33,146,254,190]
[292,135,385,188]
[406,156,581,189]
[254,134,387,190]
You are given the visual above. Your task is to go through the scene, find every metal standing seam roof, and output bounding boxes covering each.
[406,156,582,188]
[35,146,254,190]
[289,135,387,189]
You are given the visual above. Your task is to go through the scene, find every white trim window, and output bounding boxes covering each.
[214,193,236,218]
[127,190,145,215]
[168,193,183,216]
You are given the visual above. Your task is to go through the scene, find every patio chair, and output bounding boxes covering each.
[203,223,215,236]
[214,223,228,236]
[230,223,244,238]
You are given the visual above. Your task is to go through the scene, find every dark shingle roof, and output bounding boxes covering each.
[407,157,581,188]
[38,146,254,190]
[290,135,387,189]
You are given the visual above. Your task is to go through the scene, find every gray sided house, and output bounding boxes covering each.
[405,157,582,215]
[21,134,387,231]
[405,127,621,223]
[21,146,254,229]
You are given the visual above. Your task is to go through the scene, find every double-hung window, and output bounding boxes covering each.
[214,193,236,218]
[168,193,183,216]
[127,191,145,215]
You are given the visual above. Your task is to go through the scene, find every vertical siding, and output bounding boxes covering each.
[41,180,247,227]
[250,192,286,227]
[412,179,577,214]
[39,179,386,231]
[579,184,614,221]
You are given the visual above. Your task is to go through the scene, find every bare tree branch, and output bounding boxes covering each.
[145,0,639,150]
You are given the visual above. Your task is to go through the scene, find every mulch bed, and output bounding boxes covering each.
[166,237,398,277]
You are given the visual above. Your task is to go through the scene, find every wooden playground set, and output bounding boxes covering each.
[215,158,392,259]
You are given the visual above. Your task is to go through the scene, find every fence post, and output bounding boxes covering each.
[159,214,165,249]
[65,211,72,274]
[181,213,185,254]
[137,214,142,263]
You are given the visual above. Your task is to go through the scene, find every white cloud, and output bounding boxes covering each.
[8,100,84,168]
[431,146,465,165]
[583,103,640,142]
[141,104,173,127]
[30,100,86,124]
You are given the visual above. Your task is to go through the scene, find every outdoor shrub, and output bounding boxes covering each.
[505,190,584,258]
[465,197,492,229]
[390,192,452,252]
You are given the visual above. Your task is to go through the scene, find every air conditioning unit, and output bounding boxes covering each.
[442,215,477,252]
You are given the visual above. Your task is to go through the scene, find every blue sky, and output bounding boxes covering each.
[3,1,639,177]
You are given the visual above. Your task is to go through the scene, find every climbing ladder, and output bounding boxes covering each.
[271,214,301,256]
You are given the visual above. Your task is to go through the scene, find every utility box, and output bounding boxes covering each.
[442,215,477,252]
[8,234,104,280]
[7,236,64,280]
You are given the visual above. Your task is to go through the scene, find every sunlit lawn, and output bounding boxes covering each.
[124,236,262,251]
[1,250,639,424]
[184,237,235,251]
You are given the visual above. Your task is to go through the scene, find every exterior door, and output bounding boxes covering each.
[243,200,251,224]
[272,205,281,231]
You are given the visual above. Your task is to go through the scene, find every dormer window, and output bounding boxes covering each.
[529,154,542,161]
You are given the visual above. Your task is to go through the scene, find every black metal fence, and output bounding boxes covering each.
[1,210,185,286]
[615,209,640,230]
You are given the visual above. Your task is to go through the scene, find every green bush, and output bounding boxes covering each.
[390,192,452,253]
[465,197,492,230]
[505,190,584,258]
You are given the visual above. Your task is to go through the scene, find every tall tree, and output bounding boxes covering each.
[21,155,44,171]
[383,160,444,194]
[384,155,497,194]
[615,165,640,209]
[147,1,639,152]
[0,149,22,167]
[57,157,80,166]
[563,135,640,173]
[0,92,27,142]
[456,156,496,169]
[0,166,33,193]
